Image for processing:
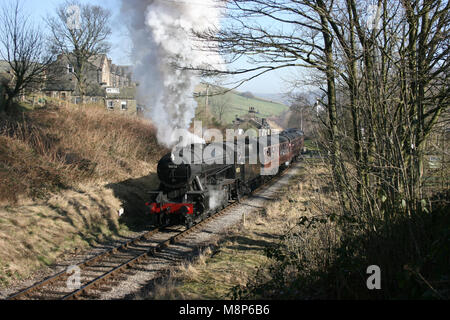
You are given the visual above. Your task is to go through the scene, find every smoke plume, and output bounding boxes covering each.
[121,0,223,148]
[209,189,226,210]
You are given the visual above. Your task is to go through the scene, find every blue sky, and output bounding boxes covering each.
[21,0,131,66]
[17,0,293,95]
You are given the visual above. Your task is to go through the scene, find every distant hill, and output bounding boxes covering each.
[195,84,290,125]
[252,93,292,105]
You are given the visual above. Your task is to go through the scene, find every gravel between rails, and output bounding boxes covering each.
[0,228,156,300]
[0,164,301,300]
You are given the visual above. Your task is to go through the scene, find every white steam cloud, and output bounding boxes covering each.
[209,189,227,210]
[121,0,224,148]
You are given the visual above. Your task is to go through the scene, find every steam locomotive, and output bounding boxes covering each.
[147,129,304,228]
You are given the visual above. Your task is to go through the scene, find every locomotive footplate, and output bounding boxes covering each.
[146,191,194,216]
[147,202,194,215]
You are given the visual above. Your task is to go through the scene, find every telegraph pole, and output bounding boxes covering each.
[301,108,303,131]
[205,84,210,121]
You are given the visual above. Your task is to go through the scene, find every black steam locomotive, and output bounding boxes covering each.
[147,129,304,228]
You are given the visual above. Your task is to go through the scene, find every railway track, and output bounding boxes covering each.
[7,165,295,300]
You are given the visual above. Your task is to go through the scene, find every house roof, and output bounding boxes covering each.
[41,53,134,93]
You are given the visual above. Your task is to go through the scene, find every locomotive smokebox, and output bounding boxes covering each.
[157,154,191,188]
[157,145,204,189]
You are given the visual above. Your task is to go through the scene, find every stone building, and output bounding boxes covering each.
[105,87,137,115]
[43,53,136,109]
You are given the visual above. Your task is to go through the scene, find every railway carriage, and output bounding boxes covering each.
[283,128,305,163]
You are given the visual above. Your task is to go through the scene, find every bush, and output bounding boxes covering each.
[235,193,449,300]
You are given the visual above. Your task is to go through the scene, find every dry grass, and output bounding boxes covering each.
[0,184,125,286]
[0,101,165,204]
[0,100,166,287]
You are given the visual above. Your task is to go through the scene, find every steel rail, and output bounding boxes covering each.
[63,203,237,300]
[7,227,163,300]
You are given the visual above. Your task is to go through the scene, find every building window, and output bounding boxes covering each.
[67,64,74,74]
[121,101,128,111]
[107,101,114,110]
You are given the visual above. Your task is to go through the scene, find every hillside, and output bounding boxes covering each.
[195,84,289,125]
[0,101,166,286]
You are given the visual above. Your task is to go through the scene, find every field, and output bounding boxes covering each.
[195,84,289,125]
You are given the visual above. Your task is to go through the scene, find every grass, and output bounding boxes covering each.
[221,93,288,123]
[0,101,165,204]
[195,84,289,125]
[0,99,167,287]
[0,184,133,286]
[304,138,320,152]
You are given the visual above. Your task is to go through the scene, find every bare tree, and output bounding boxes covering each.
[190,0,450,299]
[193,0,449,218]
[210,92,232,122]
[288,93,316,132]
[193,0,351,209]
[46,0,111,101]
[0,0,53,113]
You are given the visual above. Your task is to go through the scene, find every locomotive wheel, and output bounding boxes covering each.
[157,213,163,226]
[158,212,170,227]
[150,213,159,226]
[185,216,194,229]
